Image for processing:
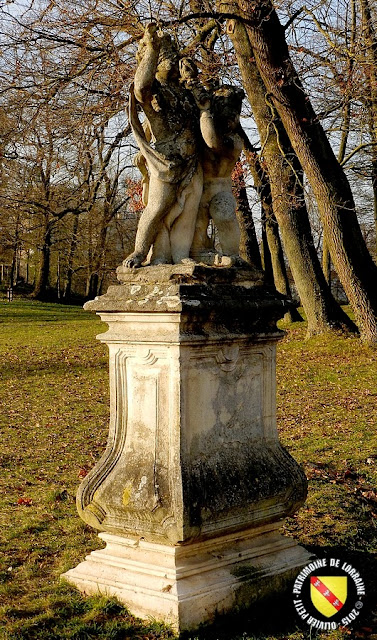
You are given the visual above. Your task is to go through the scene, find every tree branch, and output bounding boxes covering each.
[341,142,377,166]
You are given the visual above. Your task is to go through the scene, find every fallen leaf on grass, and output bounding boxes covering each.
[78,468,88,479]
[361,490,377,503]
[17,497,33,506]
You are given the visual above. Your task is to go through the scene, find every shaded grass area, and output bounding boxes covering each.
[1,300,377,639]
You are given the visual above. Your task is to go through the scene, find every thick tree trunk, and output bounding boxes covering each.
[264,211,303,323]
[371,157,377,256]
[359,0,377,258]
[63,214,79,300]
[245,145,303,321]
[322,242,331,286]
[10,214,21,288]
[260,215,274,286]
[226,15,356,335]
[235,183,262,269]
[233,0,377,342]
[86,216,108,300]
[87,272,100,300]
[32,215,52,299]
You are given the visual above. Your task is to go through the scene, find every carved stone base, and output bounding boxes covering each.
[64,265,309,631]
[63,524,312,632]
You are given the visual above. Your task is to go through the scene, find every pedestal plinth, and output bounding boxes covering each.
[63,264,311,631]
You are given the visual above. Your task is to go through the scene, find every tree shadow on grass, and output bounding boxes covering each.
[3,588,177,640]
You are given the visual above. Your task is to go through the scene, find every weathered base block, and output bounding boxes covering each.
[63,525,312,632]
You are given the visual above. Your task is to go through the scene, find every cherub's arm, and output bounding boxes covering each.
[200,109,224,151]
[191,85,224,152]
[134,23,160,104]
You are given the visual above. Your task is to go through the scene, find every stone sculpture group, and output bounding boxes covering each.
[124,23,245,268]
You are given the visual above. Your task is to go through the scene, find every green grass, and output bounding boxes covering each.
[1,300,377,639]
[278,319,377,551]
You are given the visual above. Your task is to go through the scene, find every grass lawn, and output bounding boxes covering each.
[1,298,377,640]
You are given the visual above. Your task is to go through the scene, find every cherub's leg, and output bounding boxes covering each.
[189,180,214,262]
[150,225,171,264]
[170,168,203,263]
[123,179,176,268]
[209,191,240,256]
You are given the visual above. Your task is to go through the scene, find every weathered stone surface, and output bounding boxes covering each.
[64,267,310,629]
[124,24,202,268]
[86,264,287,338]
[64,525,313,632]
[123,23,247,268]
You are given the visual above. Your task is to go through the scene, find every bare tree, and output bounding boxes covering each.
[224,0,377,342]
[224,14,356,335]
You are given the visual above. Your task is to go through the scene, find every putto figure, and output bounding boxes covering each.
[181,60,245,263]
[124,24,203,267]
[124,24,245,268]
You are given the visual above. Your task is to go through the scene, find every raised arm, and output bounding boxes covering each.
[134,23,160,104]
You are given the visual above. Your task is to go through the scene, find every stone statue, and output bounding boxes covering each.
[124,24,203,267]
[124,25,245,269]
[181,63,244,264]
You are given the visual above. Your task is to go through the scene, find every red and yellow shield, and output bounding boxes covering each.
[310,576,348,618]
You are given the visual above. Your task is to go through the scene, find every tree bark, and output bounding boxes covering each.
[86,221,108,300]
[322,242,331,286]
[233,0,377,342]
[63,214,79,300]
[359,0,377,258]
[264,211,303,323]
[244,143,303,321]
[32,214,52,299]
[226,15,356,335]
[260,215,274,286]
[234,181,262,269]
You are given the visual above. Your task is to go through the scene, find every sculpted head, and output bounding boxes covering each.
[212,85,245,132]
[179,57,199,84]
[156,34,179,83]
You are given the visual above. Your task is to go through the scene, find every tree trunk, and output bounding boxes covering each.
[233,0,377,342]
[264,211,303,323]
[245,144,303,321]
[359,0,377,258]
[260,215,274,286]
[87,272,100,300]
[322,242,331,286]
[86,216,108,300]
[235,183,262,269]
[32,215,52,299]
[226,15,356,335]
[63,214,79,300]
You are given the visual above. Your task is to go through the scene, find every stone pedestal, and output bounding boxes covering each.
[63,264,311,632]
